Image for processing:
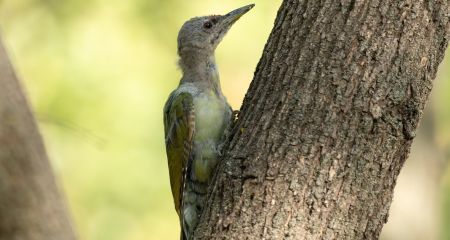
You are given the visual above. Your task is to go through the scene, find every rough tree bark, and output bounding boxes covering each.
[195,0,450,239]
[0,38,76,239]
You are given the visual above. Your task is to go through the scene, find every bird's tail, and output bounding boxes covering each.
[180,232,187,240]
[180,220,188,240]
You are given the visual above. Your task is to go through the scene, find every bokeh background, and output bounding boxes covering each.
[0,1,449,239]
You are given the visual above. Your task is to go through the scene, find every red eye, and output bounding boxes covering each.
[203,21,213,29]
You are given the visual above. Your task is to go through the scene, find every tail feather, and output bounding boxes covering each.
[180,229,187,240]
[180,220,188,240]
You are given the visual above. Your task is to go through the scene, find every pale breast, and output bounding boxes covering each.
[193,92,229,143]
[192,91,230,182]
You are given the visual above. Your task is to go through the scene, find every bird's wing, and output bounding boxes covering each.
[163,91,195,216]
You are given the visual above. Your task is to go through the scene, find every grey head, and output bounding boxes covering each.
[177,4,254,63]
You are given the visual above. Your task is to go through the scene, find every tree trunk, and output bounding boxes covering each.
[0,37,76,239]
[195,0,450,239]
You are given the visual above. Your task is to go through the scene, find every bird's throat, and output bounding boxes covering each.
[180,55,222,95]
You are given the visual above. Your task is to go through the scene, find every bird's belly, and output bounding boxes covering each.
[192,94,230,183]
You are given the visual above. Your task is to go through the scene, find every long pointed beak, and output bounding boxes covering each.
[220,4,255,28]
[210,4,254,47]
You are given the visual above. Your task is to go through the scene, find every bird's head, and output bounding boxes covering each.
[177,4,254,59]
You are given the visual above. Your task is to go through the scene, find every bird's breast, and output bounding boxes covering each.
[192,91,231,182]
[193,92,229,142]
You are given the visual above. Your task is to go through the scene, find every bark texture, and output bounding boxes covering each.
[0,38,76,239]
[195,0,450,239]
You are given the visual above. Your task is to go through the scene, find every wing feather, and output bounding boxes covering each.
[163,92,195,216]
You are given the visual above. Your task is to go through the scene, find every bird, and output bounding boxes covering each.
[163,4,254,240]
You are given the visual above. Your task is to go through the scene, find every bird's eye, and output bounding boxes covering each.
[203,21,213,29]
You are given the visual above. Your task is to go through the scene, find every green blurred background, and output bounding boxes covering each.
[0,1,449,239]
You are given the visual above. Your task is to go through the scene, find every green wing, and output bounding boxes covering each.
[163,92,195,216]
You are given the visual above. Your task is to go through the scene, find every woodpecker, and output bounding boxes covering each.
[163,4,254,240]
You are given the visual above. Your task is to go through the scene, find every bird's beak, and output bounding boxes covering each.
[211,4,254,47]
[220,4,255,27]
